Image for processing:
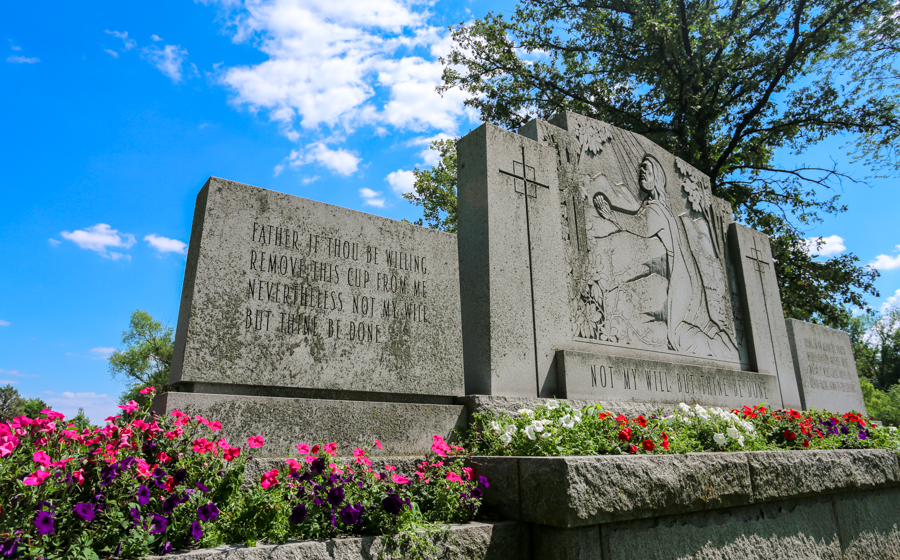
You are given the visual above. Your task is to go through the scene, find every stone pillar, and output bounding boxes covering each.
[457,123,569,397]
[728,223,800,409]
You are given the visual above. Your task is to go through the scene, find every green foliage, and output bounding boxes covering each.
[847,306,900,390]
[22,398,48,419]
[435,0,898,327]
[404,139,459,233]
[0,385,50,425]
[860,378,900,427]
[462,400,900,457]
[108,310,174,404]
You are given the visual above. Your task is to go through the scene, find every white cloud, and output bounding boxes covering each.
[409,132,455,165]
[301,175,320,184]
[805,235,846,257]
[143,44,189,83]
[145,234,188,255]
[359,187,386,208]
[0,368,38,378]
[10,44,22,52]
[104,49,120,59]
[42,390,119,424]
[90,347,116,359]
[0,320,9,327]
[386,169,415,195]
[151,34,164,42]
[7,55,39,64]
[870,245,900,270]
[105,29,137,50]
[0,380,19,386]
[882,288,900,314]
[206,0,472,137]
[60,223,136,260]
[285,142,361,176]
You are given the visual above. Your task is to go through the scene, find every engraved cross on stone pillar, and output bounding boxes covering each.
[500,147,550,198]
[746,236,771,278]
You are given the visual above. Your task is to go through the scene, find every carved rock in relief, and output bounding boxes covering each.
[574,120,612,156]
[569,130,741,362]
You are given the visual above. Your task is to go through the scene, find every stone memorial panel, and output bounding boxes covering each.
[171,177,464,398]
[785,319,866,413]
[458,111,797,409]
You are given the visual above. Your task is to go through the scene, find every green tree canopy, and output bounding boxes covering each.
[430,0,899,327]
[0,385,50,422]
[109,309,174,404]
[403,138,459,232]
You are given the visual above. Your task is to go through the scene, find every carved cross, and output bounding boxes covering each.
[746,237,770,275]
[500,147,549,198]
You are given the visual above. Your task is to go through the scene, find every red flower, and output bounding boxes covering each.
[642,439,655,452]
[662,431,670,451]
[615,414,628,425]
[224,447,240,462]
[164,476,175,492]
[157,452,172,464]
[635,415,647,428]
[192,438,215,454]
[783,429,797,441]
[310,444,320,455]
[802,439,810,448]
[786,409,802,420]
[617,428,632,441]
[628,444,638,454]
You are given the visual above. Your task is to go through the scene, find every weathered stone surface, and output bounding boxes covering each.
[785,319,867,414]
[601,497,842,560]
[747,449,900,502]
[469,453,752,528]
[466,456,522,521]
[557,349,778,409]
[729,224,801,409]
[171,177,463,398]
[159,392,465,458]
[457,111,804,411]
[140,521,527,560]
[531,525,601,560]
[457,123,567,398]
[833,487,900,560]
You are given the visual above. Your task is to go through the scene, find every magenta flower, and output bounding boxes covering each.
[23,470,51,486]
[118,400,140,414]
[247,435,265,448]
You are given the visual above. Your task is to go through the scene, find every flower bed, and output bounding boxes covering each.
[0,388,487,559]
[461,400,900,456]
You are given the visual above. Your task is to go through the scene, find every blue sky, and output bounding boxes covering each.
[2,0,899,423]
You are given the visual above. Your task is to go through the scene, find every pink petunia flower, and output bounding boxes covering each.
[224,446,240,461]
[33,450,52,468]
[192,439,215,454]
[391,474,410,484]
[445,472,463,483]
[217,438,230,449]
[170,409,185,418]
[247,435,265,448]
[208,421,223,431]
[375,438,382,450]
[139,386,156,395]
[285,459,302,473]
[323,442,338,456]
[23,470,52,486]
[297,443,310,455]
[72,469,85,485]
[384,465,397,471]
[118,401,140,414]
[195,415,210,426]
[41,409,65,421]
[260,468,278,489]
[352,447,366,458]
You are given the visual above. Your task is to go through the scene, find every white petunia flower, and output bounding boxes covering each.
[531,420,545,433]
[500,432,513,445]
[737,435,745,447]
[726,426,740,440]
[518,408,534,416]
[504,425,518,435]
[490,421,501,434]
[525,424,537,440]
[573,409,583,422]
[560,414,575,429]
[713,433,727,446]
[546,399,560,410]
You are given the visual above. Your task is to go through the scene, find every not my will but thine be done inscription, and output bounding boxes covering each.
[244,222,431,345]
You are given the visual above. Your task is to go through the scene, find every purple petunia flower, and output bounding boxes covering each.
[197,502,219,521]
[382,494,403,515]
[150,514,168,534]
[190,521,203,542]
[478,475,490,488]
[0,537,19,557]
[173,469,187,485]
[160,541,173,555]
[339,503,364,525]
[470,487,484,499]
[858,430,869,441]
[289,504,307,524]
[310,458,326,474]
[129,507,142,527]
[327,486,345,507]
[841,425,850,435]
[74,502,95,522]
[34,511,55,535]
[196,482,210,493]
[137,484,151,505]
[114,541,123,557]
[142,441,157,454]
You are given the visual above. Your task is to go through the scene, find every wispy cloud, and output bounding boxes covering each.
[0,380,20,386]
[144,234,188,255]
[60,223,135,260]
[870,245,900,270]
[104,49,120,59]
[151,34,164,42]
[142,44,189,83]
[48,238,61,247]
[882,288,900,313]
[90,347,116,359]
[283,143,361,176]
[0,368,39,378]
[105,30,137,50]
[42,390,119,424]
[0,320,9,327]
[359,187,386,208]
[7,55,40,64]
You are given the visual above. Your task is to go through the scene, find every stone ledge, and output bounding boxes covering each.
[156,392,466,458]
[140,521,526,560]
[468,449,900,528]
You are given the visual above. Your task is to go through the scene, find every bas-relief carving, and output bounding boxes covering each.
[547,115,748,365]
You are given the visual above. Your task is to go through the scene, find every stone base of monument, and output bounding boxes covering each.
[468,449,900,560]
[155,392,466,457]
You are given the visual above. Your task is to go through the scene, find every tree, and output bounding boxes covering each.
[0,384,24,423]
[109,310,174,404]
[849,306,900,390]
[431,0,898,327]
[22,398,48,419]
[403,138,459,233]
